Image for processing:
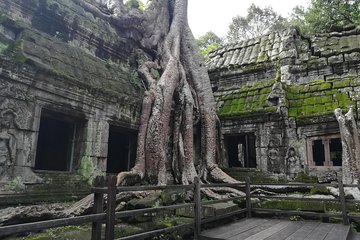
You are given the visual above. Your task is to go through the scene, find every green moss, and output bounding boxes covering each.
[117,63,142,89]
[294,172,318,183]
[150,68,160,80]
[156,216,192,229]
[310,186,330,195]
[4,31,28,63]
[310,79,325,84]
[290,85,303,93]
[240,63,266,72]
[264,106,277,112]
[288,108,297,117]
[248,90,258,96]
[332,79,356,88]
[21,225,91,240]
[313,105,326,114]
[258,86,272,94]
[78,156,102,185]
[309,55,319,61]
[308,85,319,92]
[256,52,268,62]
[335,92,353,108]
[287,78,357,120]
[218,76,358,120]
[217,79,278,118]
[259,199,352,216]
[318,82,332,90]
[5,176,25,192]
[115,225,144,238]
[0,14,7,24]
[321,96,332,103]
[0,42,9,54]
[222,168,286,183]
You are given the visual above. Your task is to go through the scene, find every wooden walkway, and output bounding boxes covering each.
[200,218,350,240]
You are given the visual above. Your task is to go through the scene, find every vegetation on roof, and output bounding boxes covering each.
[215,79,278,118]
[215,77,359,120]
[287,78,357,119]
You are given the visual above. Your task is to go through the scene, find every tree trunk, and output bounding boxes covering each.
[335,107,360,184]
[74,0,238,189]
[115,0,238,188]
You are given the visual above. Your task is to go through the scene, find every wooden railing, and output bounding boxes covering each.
[249,178,351,226]
[0,176,358,240]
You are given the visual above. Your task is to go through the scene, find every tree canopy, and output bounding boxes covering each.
[289,0,360,34]
[217,0,360,46]
[226,4,287,43]
[196,31,223,58]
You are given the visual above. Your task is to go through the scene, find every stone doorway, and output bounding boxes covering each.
[35,110,77,171]
[225,134,256,168]
[106,126,136,174]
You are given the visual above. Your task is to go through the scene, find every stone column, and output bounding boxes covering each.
[79,118,109,175]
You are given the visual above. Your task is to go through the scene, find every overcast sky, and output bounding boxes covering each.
[187,0,310,38]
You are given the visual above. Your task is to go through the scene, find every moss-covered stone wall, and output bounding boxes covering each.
[0,0,145,187]
[287,78,357,120]
[215,79,277,118]
[209,26,360,179]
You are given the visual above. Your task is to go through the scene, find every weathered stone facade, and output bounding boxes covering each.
[1,0,360,186]
[0,0,144,183]
[207,27,360,181]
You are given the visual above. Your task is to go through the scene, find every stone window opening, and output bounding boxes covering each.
[268,97,279,106]
[106,126,136,174]
[35,109,80,172]
[307,134,342,168]
[225,134,256,168]
[330,138,342,166]
[312,140,325,166]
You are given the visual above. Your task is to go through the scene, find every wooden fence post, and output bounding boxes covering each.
[194,176,201,239]
[105,175,117,240]
[245,177,252,218]
[338,177,349,225]
[91,176,105,240]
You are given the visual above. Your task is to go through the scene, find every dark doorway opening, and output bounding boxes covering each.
[106,126,136,174]
[330,138,342,166]
[225,134,256,168]
[312,140,325,166]
[35,110,76,171]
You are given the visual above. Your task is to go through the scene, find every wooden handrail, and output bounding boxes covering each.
[251,195,340,202]
[0,213,106,237]
[0,175,358,239]
[202,196,246,205]
[199,182,245,188]
[92,184,194,194]
[251,183,339,187]
[117,221,195,240]
[251,208,342,218]
[115,203,194,219]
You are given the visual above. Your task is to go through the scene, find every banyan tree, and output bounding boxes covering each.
[76,0,238,187]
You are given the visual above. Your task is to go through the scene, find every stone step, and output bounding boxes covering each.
[0,173,91,206]
[203,201,240,218]
[222,168,286,183]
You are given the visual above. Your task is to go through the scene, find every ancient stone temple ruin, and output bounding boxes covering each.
[0,0,360,186]
[0,0,142,183]
[207,27,360,182]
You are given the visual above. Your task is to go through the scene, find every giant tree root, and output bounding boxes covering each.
[69,0,241,196]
